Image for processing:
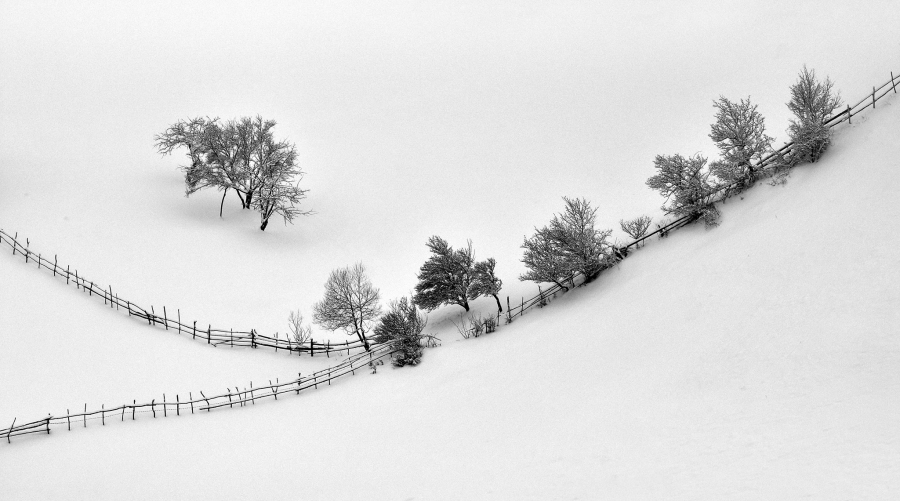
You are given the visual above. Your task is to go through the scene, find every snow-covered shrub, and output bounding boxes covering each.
[708,96,773,190]
[646,153,720,227]
[373,297,427,367]
[786,66,842,164]
[520,197,615,289]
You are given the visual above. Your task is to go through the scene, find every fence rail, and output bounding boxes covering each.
[0,228,373,357]
[459,69,899,337]
[0,342,397,443]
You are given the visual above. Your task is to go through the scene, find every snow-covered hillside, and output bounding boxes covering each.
[2,1,899,499]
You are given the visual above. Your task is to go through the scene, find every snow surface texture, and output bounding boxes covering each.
[2,1,900,499]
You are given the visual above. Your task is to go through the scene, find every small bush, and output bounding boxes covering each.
[372,297,428,367]
[620,216,652,247]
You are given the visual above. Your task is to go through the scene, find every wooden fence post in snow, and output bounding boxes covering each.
[848,105,852,124]
[892,72,897,93]
[176,394,180,416]
[177,309,181,334]
[163,394,167,417]
[873,87,876,108]
[45,415,50,434]
[132,400,136,420]
[193,321,197,340]
[163,306,169,330]
[208,325,211,345]
[66,409,70,431]
[84,403,87,427]
[149,306,155,326]
[151,399,156,418]
[189,393,194,414]
[6,418,14,443]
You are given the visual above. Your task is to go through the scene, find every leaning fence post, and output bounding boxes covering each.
[177,309,181,334]
[873,86,876,108]
[7,418,15,443]
[163,306,169,330]
[892,72,897,93]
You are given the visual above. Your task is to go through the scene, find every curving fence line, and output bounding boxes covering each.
[0,342,397,443]
[461,69,900,337]
[0,228,373,357]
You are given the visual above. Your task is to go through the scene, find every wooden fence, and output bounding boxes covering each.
[459,70,900,337]
[0,228,372,357]
[0,342,397,443]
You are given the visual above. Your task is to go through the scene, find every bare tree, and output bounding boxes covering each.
[288,310,312,345]
[619,215,652,247]
[312,263,382,351]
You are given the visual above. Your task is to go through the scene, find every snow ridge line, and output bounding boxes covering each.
[457,69,900,338]
[0,342,397,445]
[0,228,373,357]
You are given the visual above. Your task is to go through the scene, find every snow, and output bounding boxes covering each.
[2,1,900,499]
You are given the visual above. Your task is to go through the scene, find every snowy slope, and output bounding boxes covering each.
[1,87,898,501]
[2,1,900,499]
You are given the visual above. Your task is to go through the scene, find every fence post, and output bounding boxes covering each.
[66,265,70,284]
[149,306,155,326]
[872,86,876,108]
[250,383,255,404]
[163,394,167,417]
[176,394,180,416]
[7,418,14,443]
[310,338,314,357]
[66,409,70,431]
[45,415,50,434]
[189,393,194,414]
[230,328,233,347]
[132,400,136,420]
[25,238,29,263]
[847,104,852,124]
[208,325,211,345]
[326,340,330,358]
[163,306,169,330]
[84,403,87,427]
[177,309,181,334]
[507,297,512,323]
[193,321,197,340]
[53,255,57,276]
[892,72,897,93]
[151,399,156,418]
[101,405,105,426]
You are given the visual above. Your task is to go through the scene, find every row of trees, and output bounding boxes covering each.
[296,66,845,367]
[155,116,313,230]
[645,66,842,227]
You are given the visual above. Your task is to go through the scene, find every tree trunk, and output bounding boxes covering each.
[492,294,503,313]
[244,190,254,208]
[219,188,229,218]
[462,300,470,312]
[357,330,371,351]
[259,218,269,231]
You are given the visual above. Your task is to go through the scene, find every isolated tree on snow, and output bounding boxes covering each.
[413,236,475,312]
[468,258,504,312]
[312,263,382,351]
[373,296,428,367]
[786,66,842,164]
[619,215,652,247]
[708,96,773,188]
[646,153,720,227]
[155,115,312,229]
[521,197,614,289]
